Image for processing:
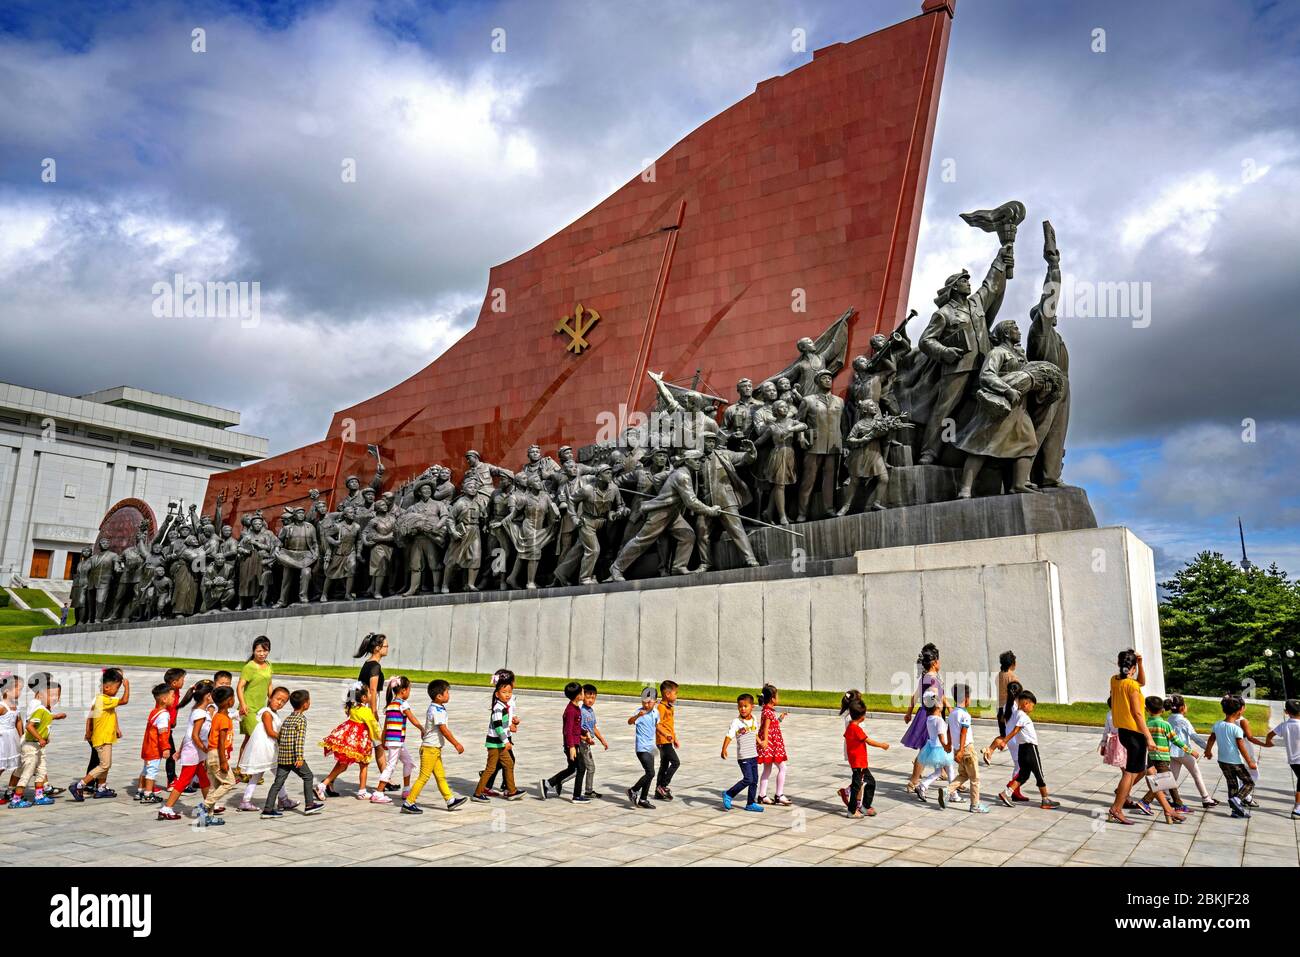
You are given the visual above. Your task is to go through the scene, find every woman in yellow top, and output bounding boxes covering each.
[1107,648,1155,826]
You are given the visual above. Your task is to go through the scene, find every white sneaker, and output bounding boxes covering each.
[369,792,392,804]
[355,789,371,801]
[313,782,326,800]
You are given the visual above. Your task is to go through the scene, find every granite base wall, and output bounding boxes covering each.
[32,526,1161,704]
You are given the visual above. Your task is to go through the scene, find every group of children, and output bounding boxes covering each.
[2,653,1297,827]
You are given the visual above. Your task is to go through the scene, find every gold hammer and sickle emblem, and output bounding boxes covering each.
[555,302,600,354]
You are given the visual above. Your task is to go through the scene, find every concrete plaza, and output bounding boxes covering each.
[0,661,1295,867]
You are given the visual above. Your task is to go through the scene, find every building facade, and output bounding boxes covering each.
[0,382,266,587]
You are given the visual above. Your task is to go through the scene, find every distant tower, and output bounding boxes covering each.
[1238,517,1255,572]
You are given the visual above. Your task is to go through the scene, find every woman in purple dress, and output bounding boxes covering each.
[901,644,947,789]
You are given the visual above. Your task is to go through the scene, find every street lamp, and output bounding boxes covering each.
[1263,648,1295,700]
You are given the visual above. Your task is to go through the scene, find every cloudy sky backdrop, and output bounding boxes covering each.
[1,0,1297,579]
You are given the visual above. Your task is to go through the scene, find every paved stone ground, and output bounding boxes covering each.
[0,660,1295,867]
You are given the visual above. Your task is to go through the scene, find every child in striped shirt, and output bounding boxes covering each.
[472,677,521,801]
[374,676,422,803]
[1136,695,1189,824]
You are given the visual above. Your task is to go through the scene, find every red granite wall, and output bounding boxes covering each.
[205,2,954,520]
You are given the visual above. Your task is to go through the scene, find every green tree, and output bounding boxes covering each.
[1159,551,1300,699]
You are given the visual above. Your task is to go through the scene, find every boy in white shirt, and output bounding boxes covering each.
[721,694,762,812]
[945,684,987,813]
[995,689,1059,810]
[1264,698,1300,818]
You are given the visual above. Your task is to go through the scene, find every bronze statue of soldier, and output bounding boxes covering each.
[916,240,1014,464]
[1027,220,1070,488]
[83,537,120,623]
[69,545,92,623]
[796,369,845,522]
[695,431,759,570]
[274,507,319,608]
[400,480,448,596]
[443,476,485,593]
[486,472,519,590]
[321,505,362,602]
[237,513,278,608]
[339,463,385,514]
[608,450,719,581]
[362,498,398,599]
[553,464,629,586]
[109,522,149,621]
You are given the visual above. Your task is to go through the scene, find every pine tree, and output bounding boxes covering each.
[1159,552,1300,699]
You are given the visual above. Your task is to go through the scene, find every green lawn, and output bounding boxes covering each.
[0,618,1268,732]
[11,587,74,625]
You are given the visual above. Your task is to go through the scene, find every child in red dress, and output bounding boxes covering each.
[756,684,790,805]
[315,683,380,800]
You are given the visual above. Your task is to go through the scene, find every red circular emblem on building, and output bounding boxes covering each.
[97,498,158,553]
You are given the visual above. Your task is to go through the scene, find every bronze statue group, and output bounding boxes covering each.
[69,204,1072,625]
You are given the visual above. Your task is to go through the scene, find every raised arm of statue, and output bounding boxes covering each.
[1034,220,1061,327]
[647,371,682,414]
[976,244,1013,324]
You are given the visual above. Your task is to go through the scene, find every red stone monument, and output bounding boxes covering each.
[204,0,956,523]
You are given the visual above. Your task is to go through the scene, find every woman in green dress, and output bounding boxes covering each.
[237,636,274,758]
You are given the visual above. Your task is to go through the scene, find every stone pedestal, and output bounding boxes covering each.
[34,525,1160,704]
[714,482,1097,569]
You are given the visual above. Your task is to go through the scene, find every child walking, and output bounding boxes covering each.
[844,698,889,816]
[0,673,24,801]
[262,690,324,817]
[654,680,680,801]
[157,680,216,822]
[472,674,521,802]
[756,683,790,806]
[838,689,864,810]
[201,685,239,822]
[539,681,587,802]
[946,683,988,813]
[375,676,422,803]
[480,669,520,797]
[1166,695,1216,810]
[579,683,606,799]
[1135,695,1190,825]
[1265,699,1300,818]
[10,675,65,808]
[236,686,296,812]
[161,667,186,787]
[1205,693,1257,818]
[914,691,954,808]
[626,687,659,809]
[136,683,174,804]
[316,682,380,800]
[402,679,467,813]
[984,680,1025,799]
[72,667,129,801]
[994,690,1060,810]
[721,693,762,812]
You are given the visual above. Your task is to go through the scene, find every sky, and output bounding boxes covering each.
[1,0,1297,581]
